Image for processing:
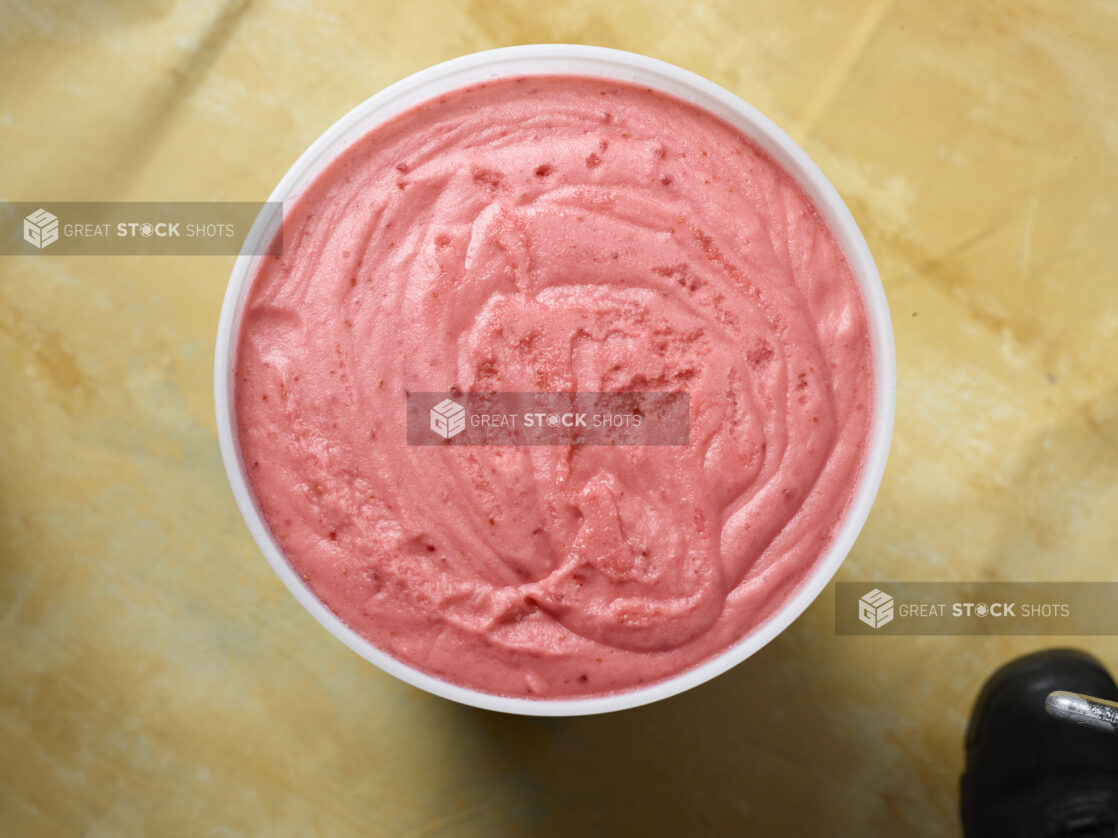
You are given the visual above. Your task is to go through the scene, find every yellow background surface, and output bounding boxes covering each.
[3,1,1117,835]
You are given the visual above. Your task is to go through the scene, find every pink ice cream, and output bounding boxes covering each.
[234,76,874,698]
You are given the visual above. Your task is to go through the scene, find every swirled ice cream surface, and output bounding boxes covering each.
[235,75,874,698]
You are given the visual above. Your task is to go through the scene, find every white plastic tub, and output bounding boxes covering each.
[214,44,896,716]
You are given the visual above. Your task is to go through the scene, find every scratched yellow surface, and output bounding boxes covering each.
[2,1,1117,835]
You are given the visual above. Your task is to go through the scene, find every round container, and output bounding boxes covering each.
[214,44,896,716]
